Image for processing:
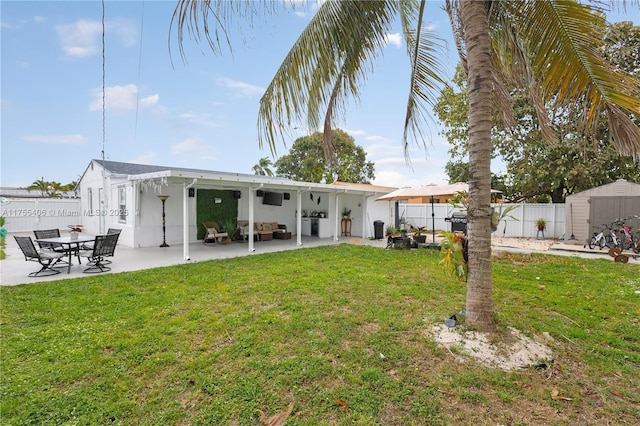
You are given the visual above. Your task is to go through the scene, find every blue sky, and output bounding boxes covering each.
[1,1,638,189]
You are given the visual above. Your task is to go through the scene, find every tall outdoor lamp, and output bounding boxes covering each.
[158,195,170,248]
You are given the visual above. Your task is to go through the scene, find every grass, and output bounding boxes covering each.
[1,245,639,425]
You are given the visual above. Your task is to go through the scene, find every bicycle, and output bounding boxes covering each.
[586,222,620,250]
[617,215,640,254]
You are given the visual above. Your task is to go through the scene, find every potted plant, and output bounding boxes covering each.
[536,218,546,231]
[385,225,396,236]
[342,207,351,218]
[219,218,237,243]
[413,226,427,244]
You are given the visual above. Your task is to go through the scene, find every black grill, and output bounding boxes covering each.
[445,212,467,234]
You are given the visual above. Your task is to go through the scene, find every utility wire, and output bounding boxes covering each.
[101,0,106,161]
[134,0,145,140]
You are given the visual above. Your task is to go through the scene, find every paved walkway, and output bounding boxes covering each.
[1,233,637,287]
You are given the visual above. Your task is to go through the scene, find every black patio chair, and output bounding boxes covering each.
[34,228,76,265]
[82,233,119,273]
[33,229,64,252]
[82,228,120,265]
[14,236,65,277]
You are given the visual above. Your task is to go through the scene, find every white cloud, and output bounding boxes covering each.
[385,33,402,48]
[89,84,159,112]
[55,19,136,58]
[34,16,45,23]
[217,77,265,97]
[55,19,102,57]
[22,134,86,145]
[171,138,216,160]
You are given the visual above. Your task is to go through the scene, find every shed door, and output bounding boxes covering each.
[589,196,640,228]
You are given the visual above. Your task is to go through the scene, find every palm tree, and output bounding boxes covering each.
[252,157,275,176]
[26,178,50,197]
[174,0,640,331]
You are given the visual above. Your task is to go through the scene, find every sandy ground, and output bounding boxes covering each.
[491,236,557,251]
[431,325,555,371]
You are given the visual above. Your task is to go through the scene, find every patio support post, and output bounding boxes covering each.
[334,194,340,241]
[183,179,197,261]
[296,190,302,246]
[248,186,257,253]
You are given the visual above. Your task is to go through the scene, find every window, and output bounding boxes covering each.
[118,186,127,223]
[87,188,93,214]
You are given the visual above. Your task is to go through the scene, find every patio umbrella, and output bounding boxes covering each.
[376,182,501,201]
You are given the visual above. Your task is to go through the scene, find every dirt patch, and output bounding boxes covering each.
[430,324,554,371]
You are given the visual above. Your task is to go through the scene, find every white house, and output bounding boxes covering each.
[77,160,396,259]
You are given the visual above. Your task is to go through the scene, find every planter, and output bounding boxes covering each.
[413,235,427,244]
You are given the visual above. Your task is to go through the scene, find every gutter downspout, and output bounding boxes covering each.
[183,179,197,260]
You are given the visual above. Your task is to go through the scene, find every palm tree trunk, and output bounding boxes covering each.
[460,0,495,331]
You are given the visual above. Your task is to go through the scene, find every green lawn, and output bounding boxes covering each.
[1,245,638,425]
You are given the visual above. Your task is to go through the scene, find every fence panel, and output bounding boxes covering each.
[1,199,82,232]
[399,203,565,238]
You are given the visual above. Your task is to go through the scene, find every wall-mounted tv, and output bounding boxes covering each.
[262,191,283,206]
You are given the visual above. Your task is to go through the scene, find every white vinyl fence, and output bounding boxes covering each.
[0,198,82,233]
[399,203,565,239]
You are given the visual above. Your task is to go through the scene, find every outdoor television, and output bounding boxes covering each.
[262,191,283,206]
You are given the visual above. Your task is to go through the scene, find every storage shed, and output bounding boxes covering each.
[564,179,640,244]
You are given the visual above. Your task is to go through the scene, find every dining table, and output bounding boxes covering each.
[35,235,95,274]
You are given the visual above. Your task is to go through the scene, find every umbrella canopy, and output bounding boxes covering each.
[376,183,470,201]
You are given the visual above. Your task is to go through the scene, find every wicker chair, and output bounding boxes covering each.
[202,222,228,244]
[15,236,65,277]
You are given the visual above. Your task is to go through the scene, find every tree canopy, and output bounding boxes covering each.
[435,21,640,203]
[274,129,375,184]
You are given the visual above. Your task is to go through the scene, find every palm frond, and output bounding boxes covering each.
[508,0,640,156]
[257,0,397,158]
[400,0,450,162]
[170,0,280,64]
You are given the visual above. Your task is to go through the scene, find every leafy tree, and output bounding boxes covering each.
[252,157,275,176]
[174,1,640,331]
[275,129,375,184]
[436,22,640,203]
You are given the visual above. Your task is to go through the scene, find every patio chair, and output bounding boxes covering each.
[33,228,73,265]
[202,221,228,245]
[81,227,121,251]
[33,228,64,252]
[82,233,118,273]
[83,228,121,265]
[14,236,65,277]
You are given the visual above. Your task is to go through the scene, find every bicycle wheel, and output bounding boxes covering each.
[619,232,630,250]
[588,235,598,250]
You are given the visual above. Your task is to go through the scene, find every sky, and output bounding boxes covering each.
[1,1,638,190]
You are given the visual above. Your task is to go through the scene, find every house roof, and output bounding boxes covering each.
[87,159,393,195]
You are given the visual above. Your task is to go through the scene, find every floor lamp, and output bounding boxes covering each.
[158,195,170,247]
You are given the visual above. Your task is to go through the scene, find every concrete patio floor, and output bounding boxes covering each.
[0,232,388,287]
[1,232,636,287]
